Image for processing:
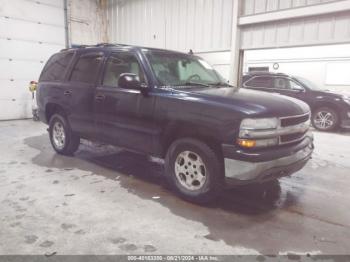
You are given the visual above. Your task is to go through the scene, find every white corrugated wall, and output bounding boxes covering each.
[242,0,339,16]
[106,0,234,79]
[0,0,66,120]
[107,0,233,52]
[240,0,350,49]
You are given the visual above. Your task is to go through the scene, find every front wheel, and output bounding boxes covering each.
[312,107,339,131]
[49,114,80,155]
[164,138,223,204]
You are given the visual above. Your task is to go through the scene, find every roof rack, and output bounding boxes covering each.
[60,43,130,52]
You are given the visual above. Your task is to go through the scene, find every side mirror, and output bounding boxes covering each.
[118,73,142,90]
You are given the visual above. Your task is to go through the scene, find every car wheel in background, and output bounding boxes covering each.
[312,107,339,131]
[165,138,224,204]
[49,113,80,155]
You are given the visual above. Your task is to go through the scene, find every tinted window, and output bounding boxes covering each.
[70,53,103,84]
[289,80,304,90]
[40,52,73,81]
[103,52,145,87]
[245,76,273,88]
[273,77,290,89]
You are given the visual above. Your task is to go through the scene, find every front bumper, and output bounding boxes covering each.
[339,109,350,128]
[222,134,314,186]
[340,118,350,129]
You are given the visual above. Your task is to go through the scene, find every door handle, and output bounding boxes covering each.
[95,94,106,102]
[64,90,72,96]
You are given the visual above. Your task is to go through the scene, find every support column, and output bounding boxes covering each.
[229,0,243,86]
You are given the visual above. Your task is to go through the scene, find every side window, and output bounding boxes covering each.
[289,80,304,91]
[40,52,73,81]
[273,77,290,89]
[244,76,273,88]
[103,52,145,87]
[70,53,103,84]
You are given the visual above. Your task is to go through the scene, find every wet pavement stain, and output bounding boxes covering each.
[39,241,54,248]
[19,197,29,201]
[24,235,38,244]
[74,229,86,235]
[15,214,25,219]
[143,245,157,253]
[119,243,138,251]
[64,194,75,197]
[61,223,77,230]
[10,222,21,228]
[23,134,350,254]
[111,237,127,244]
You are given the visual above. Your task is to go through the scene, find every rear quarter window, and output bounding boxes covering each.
[39,52,74,82]
[69,53,104,84]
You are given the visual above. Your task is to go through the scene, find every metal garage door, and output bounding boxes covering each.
[0,0,66,120]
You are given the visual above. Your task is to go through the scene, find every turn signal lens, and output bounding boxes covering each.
[237,139,256,148]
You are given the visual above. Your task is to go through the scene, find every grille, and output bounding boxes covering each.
[280,113,309,127]
[280,132,306,144]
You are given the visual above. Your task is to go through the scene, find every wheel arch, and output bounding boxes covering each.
[160,121,223,158]
[312,101,340,114]
[45,103,67,123]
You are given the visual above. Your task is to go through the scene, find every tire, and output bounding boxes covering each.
[311,107,339,131]
[164,138,224,204]
[49,113,80,155]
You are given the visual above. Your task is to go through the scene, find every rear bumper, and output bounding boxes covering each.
[38,108,47,124]
[222,134,314,186]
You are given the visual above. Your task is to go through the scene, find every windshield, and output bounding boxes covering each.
[145,51,228,87]
[295,76,323,91]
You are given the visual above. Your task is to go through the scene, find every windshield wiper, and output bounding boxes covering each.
[210,82,234,87]
[174,82,210,87]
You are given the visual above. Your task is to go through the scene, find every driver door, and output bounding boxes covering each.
[93,51,156,154]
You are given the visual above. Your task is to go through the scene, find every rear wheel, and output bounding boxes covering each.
[312,107,339,131]
[165,138,223,204]
[49,114,80,155]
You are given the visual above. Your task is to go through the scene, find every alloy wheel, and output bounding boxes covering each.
[52,121,66,149]
[174,151,207,191]
[314,111,335,130]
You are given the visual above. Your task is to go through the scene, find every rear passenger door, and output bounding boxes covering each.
[94,51,156,153]
[67,52,104,137]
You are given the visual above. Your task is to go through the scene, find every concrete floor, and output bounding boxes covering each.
[0,120,350,255]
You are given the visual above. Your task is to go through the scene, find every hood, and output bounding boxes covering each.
[175,87,310,118]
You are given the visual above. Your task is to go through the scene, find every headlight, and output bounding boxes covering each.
[240,118,279,130]
[238,118,279,148]
[237,138,278,148]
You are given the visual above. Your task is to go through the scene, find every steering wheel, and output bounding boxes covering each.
[187,74,201,82]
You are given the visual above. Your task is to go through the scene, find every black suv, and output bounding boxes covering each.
[242,72,350,131]
[37,44,314,203]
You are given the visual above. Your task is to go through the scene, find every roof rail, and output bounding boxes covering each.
[96,43,129,47]
[60,43,130,52]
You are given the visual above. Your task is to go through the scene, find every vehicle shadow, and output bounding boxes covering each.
[82,145,287,216]
[25,134,298,217]
[24,134,307,252]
